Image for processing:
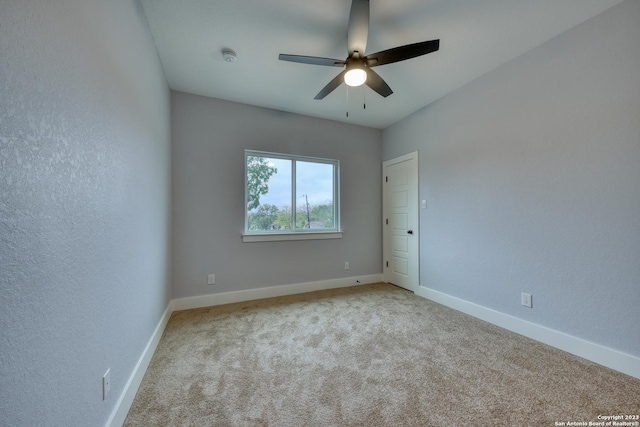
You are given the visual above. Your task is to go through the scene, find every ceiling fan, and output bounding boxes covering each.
[279,0,440,100]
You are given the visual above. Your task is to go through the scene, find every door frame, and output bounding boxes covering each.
[382,151,420,291]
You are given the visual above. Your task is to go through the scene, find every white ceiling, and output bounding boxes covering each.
[140,0,624,129]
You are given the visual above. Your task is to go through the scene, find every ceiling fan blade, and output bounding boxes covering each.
[279,54,346,67]
[315,70,347,100]
[365,39,440,67]
[347,0,369,57]
[365,68,393,97]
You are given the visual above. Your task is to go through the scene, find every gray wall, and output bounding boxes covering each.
[0,1,171,426]
[383,0,640,358]
[171,91,382,299]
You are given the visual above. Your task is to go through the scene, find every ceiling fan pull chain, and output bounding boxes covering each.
[346,86,349,117]
[363,87,366,110]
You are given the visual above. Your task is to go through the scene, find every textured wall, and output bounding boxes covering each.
[383,0,640,357]
[0,1,171,425]
[171,91,382,299]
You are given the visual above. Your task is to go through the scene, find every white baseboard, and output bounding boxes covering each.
[415,286,640,380]
[172,274,383,312]
[106,303,174,427]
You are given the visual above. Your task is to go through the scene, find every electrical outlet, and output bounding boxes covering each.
[102,369,111,400]
[344,262,349,270]
[521,293,533,308]
[207,274,215,285]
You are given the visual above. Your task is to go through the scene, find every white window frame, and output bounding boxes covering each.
[243,150,342,242]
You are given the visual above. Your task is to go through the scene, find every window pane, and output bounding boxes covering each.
[295,161,334,230]
[246,156,292,231]
[244,150,339,235]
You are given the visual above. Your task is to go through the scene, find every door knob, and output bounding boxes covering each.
[407,230,413,234]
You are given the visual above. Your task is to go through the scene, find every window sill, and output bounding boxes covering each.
[242,231,343,243]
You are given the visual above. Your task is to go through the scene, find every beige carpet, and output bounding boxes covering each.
[124,283,639,426]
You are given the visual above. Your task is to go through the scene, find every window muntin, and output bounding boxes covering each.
[245,150,339,235]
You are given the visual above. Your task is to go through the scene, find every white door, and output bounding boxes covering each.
[382,152,419,292]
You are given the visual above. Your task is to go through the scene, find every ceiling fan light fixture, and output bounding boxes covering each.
[344,67,367,87]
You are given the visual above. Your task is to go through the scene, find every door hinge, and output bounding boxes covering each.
[385,218,388,225]
[385,176,388,182]
[386,261,389,267]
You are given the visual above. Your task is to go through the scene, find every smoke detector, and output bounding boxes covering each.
[221,49,237,63]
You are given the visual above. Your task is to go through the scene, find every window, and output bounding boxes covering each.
[243,150,341,242]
